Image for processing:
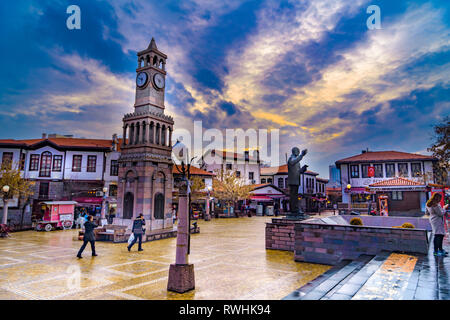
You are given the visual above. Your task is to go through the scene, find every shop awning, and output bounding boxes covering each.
[250,196,274,202]
[346,187,375,194]
[73,197,103,205]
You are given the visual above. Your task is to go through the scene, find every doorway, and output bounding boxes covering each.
[154,193,164,219]
[123,192,134,219]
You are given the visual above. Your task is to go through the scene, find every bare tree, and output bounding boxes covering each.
[428,116,449,185]
[0,160,35,226]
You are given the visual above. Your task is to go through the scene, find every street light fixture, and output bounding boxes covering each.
[2,185,10,225]
[205,185,212,221]
[346,184,351,213]
[101,187,108,224]
[168,140,195,293]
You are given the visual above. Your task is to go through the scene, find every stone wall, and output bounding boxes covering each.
[265,218,302,251]
[294,222,429,265]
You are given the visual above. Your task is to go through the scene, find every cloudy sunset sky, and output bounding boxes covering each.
[0,0,449,177]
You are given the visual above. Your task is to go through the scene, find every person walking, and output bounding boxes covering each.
[427,193,449,257]
[127,213,146,252]
[77,215,97,258]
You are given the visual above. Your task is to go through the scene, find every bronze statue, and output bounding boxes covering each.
[287,147,308,218]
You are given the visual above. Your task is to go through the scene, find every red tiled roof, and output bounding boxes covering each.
[172,165,215,176]
[336,151,436,164]
[316,177,329,183]
[369,177,424,187]
[0,137,125,151]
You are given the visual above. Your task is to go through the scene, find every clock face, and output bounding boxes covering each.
[153,73,165,89]
[136,72,148,88]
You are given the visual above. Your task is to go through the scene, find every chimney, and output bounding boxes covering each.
[42,133,47,139]
[112,133,118,151]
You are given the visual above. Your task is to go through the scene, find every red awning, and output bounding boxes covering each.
[73,197,103,204]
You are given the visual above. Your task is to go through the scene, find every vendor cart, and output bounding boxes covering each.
[35,201,77,232]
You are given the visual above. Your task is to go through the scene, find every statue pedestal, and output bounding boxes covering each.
[167,264,195,293]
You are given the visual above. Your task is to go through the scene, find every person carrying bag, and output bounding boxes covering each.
[127,213,146,252]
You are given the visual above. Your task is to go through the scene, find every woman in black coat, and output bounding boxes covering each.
[77,215,97,258]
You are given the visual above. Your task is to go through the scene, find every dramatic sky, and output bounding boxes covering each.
[0,0,449,178]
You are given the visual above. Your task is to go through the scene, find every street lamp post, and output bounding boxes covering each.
[346,184,351,213]
[101,186,108,226]
[167,140,195,293]
[1,185,10,225]
[205,185,212,221]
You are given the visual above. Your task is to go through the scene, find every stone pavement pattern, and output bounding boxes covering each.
[0,217,330,300]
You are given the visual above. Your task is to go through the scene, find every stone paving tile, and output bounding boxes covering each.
[0,217,330,300]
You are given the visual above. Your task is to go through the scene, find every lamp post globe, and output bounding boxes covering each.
[2,185,9,193]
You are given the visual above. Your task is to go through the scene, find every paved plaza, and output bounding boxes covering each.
[0,217,330,300]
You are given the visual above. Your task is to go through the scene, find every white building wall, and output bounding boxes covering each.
[63,150,104,181]
[24,146,65,180]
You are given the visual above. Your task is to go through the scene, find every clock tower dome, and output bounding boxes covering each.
[117,38,174,232]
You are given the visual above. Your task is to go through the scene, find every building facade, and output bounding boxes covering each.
[202,149,261,185]
[0,135,121,227]
[260,164,328,212]
[336,150,438,215]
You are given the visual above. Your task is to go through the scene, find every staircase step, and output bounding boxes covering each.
[325,251,390,300]
[283,259,351,300]
[296,255,373,300]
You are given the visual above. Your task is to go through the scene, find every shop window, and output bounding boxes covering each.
[236,171,241,178]
[261,178,266,184]
[249,172,254,180]
[226,163,232,170]
[29,154,40,171]
[398,163,408,177]
[374,164,383,178]
[411,163,422,177]
[386,163,395,178]
[350,165,359,178]
[268,178,273,184]
[87,155,97,172]
[391,191,403,201]
[109,185,118,197]
[72,155,82,172]
[53,155,62,172]
[362,164,370,178]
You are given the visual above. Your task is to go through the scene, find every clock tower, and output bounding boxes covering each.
[134,38,167,114]
[116,38,174,232]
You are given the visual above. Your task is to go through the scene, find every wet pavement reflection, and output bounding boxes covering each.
[0,217,330,300]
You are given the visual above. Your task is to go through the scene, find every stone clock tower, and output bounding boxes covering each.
[116,38,174,232]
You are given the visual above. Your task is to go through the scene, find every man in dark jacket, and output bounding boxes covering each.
[128,213,146,252]
[77,215,97,258]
